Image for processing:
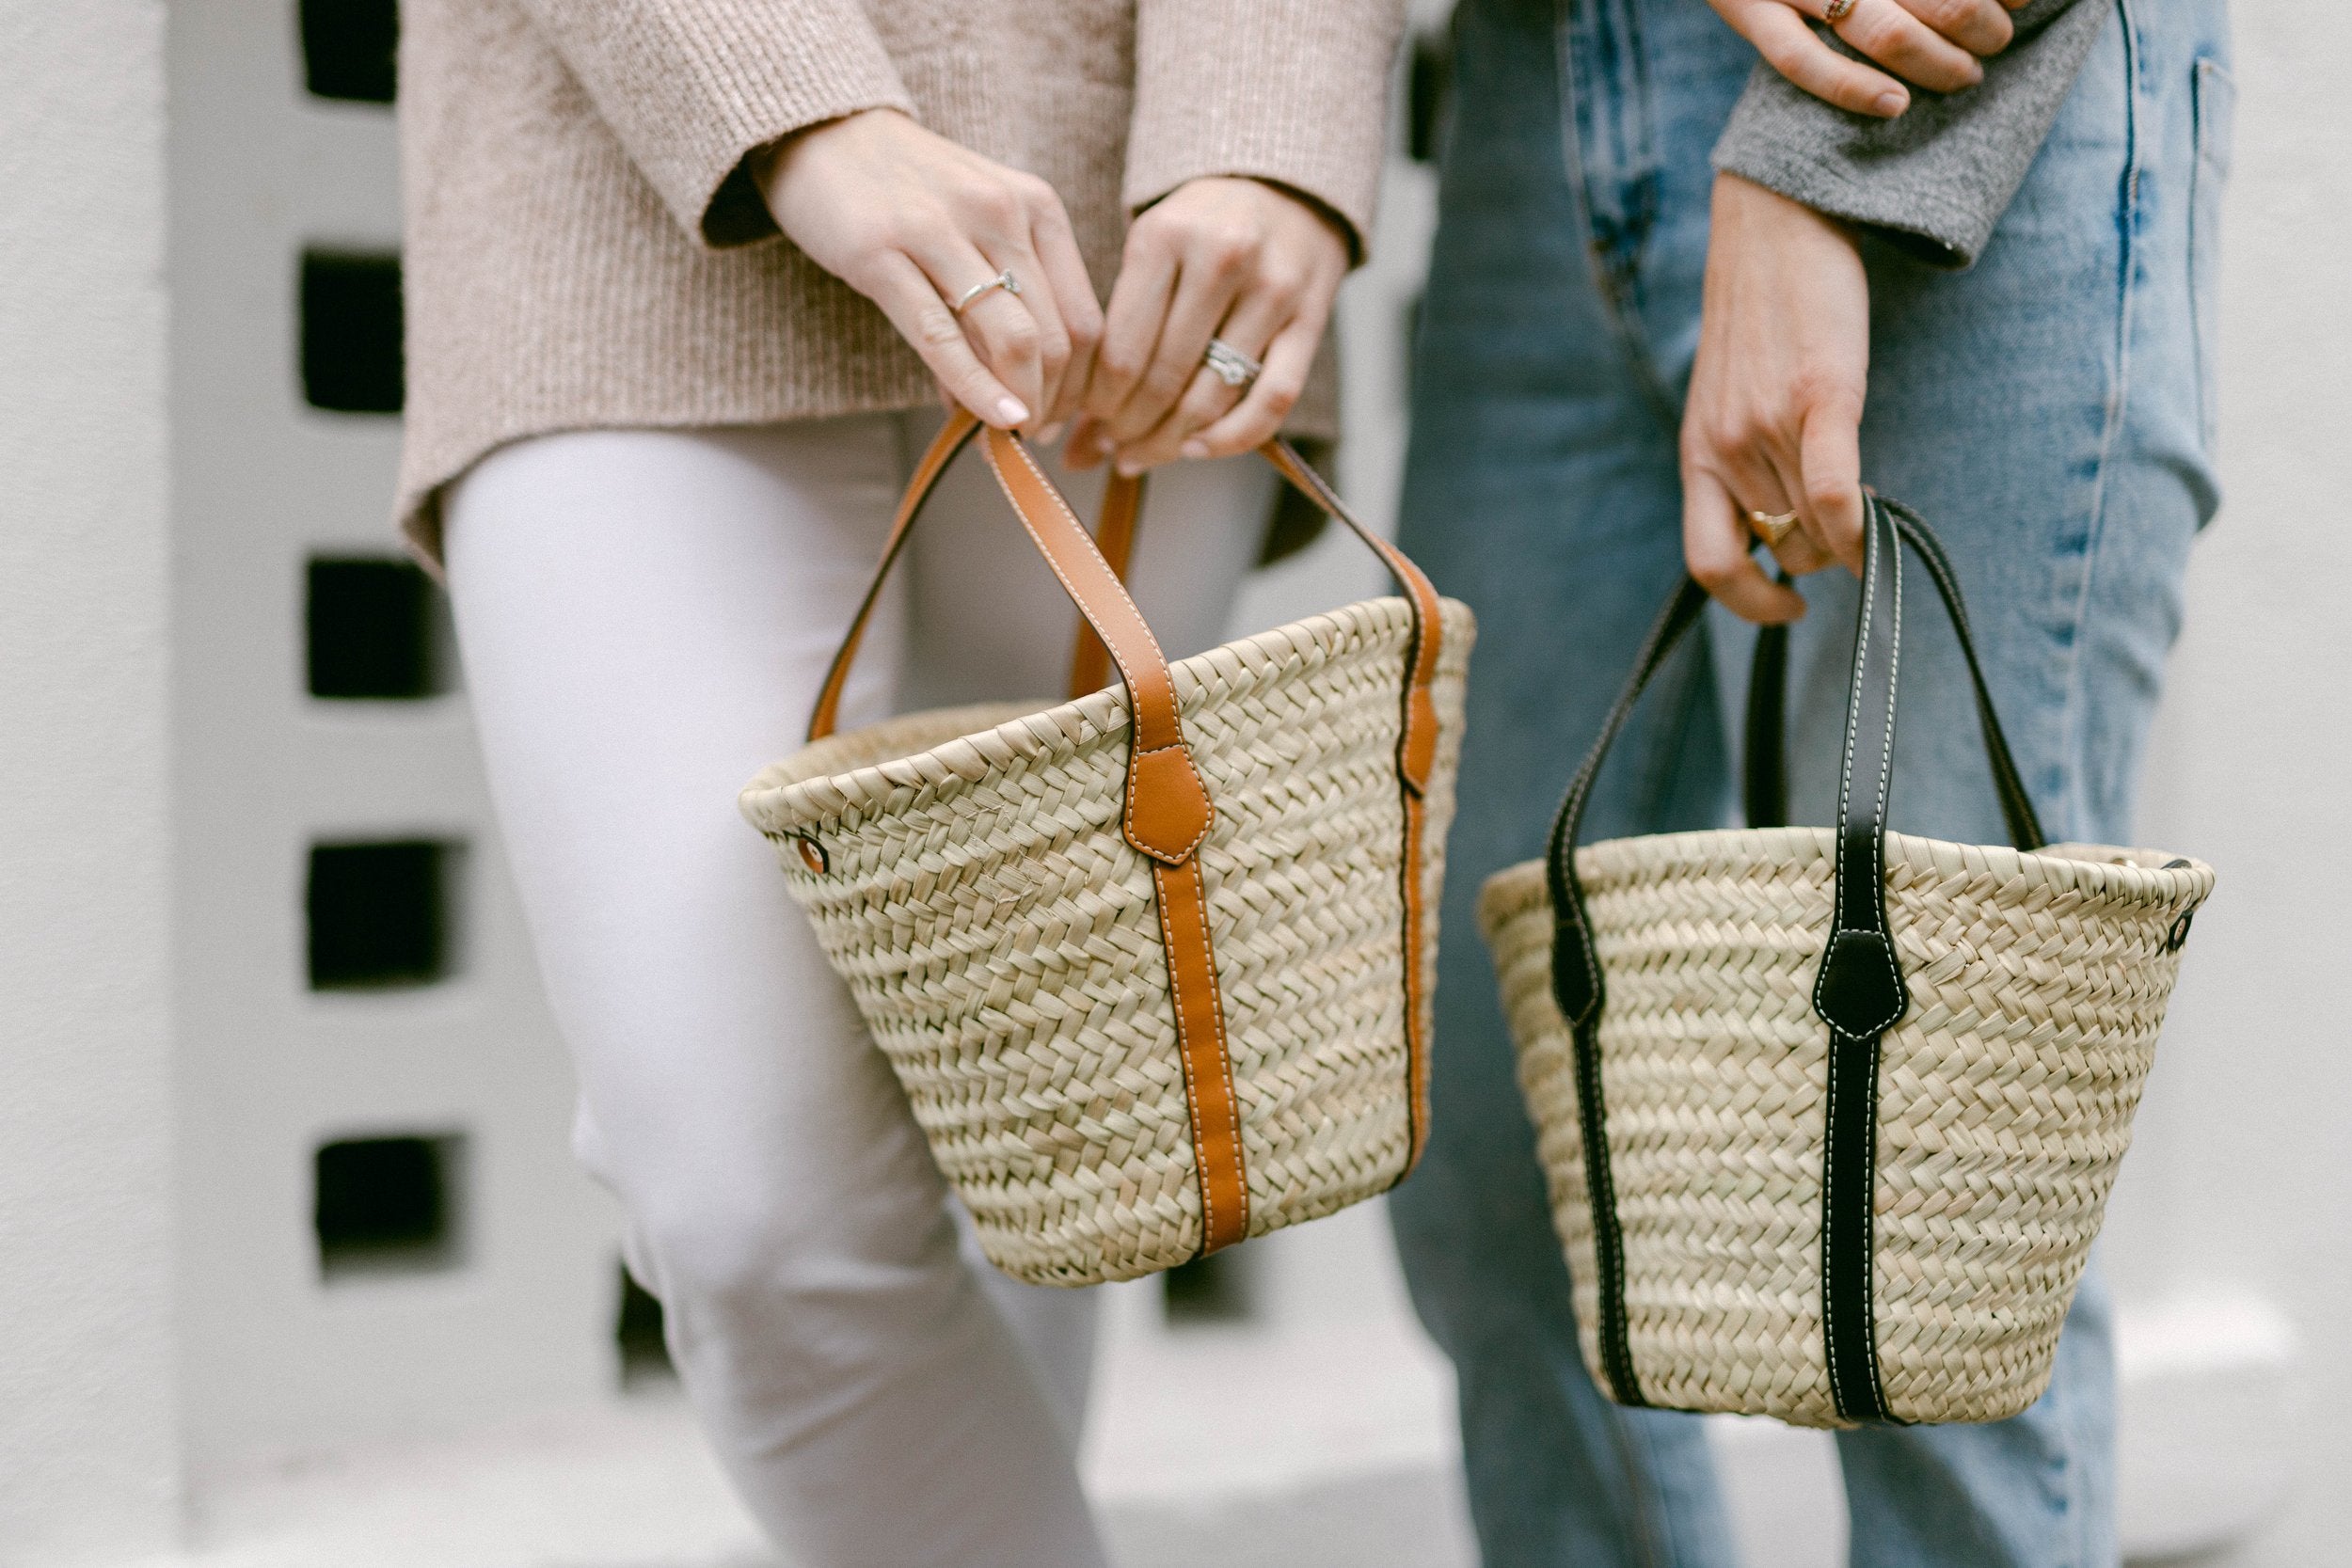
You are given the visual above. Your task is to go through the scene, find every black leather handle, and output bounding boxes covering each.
[1544,495,2043,1421]
[1744,499,2045,853]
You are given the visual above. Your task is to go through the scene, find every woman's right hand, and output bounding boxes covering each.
[1708,0,2025,118]
[754,108,1102,432]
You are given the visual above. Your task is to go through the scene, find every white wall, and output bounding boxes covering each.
[166,0,620,1493]
[0,1,182,1560]
[2122,0,2352,1560]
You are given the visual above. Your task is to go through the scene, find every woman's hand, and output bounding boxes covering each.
[1708,0,2024,118]
[1681,172,1870,626]
[1066,176,1350,476]
[755,108,1102,431]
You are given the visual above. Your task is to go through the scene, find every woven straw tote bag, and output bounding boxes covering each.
[1482,497,2212,1427]
[741,411,1474,1287]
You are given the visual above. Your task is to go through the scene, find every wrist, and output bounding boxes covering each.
[752,106,910,207]
[1715,171,1862,255]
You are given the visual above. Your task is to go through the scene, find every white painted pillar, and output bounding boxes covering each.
[0,1,182,1561]
[2118,2,2352,1562]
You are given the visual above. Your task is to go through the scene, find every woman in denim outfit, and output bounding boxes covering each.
[1390,0,2232,1561]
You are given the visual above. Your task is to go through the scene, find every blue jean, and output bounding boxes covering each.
[1388,1,2232,1564]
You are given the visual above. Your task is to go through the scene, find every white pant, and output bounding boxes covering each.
[442,413,1269,1568]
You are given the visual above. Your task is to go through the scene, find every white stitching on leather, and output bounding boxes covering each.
[1125,743,1214,863]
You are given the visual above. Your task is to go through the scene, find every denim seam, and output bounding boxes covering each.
[2057,0,2142,853]
[1553,0,1682,437]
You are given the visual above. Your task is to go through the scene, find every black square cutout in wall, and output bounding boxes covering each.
[315,1133,464,1278]
[300,0,398,104]
[615,1262,675,1386]
[1406,31,1452,165]
[1163,1247,1253,1325]
[300,251,405,415]
[308,839,456,990]
[308,557,441,699]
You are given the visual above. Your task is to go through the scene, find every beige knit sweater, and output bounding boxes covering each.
[395,0,1406,562]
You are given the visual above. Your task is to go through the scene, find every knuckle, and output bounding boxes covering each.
[1687,554,1738,593]
[1259,265,1309,309]
[1260,378,1302,419]
[1203,226,1259,275]
[1804,472,1853,511]
[914,309,966,352]
[1790,367,1862,418]
[996,317,1042,360]
[1758,34,1806,74]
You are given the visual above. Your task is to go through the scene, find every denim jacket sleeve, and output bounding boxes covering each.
[1709,0,2109,268]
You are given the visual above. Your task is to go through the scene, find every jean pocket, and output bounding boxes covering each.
[2190,55,2235,454]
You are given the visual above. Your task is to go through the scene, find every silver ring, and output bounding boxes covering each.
[1202,338,1263,388]
[951,269,1020,313]
[1822,0,1856,22]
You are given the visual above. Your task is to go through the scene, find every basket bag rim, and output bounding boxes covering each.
[1478,826,2215,930]
[741,593,1470,839]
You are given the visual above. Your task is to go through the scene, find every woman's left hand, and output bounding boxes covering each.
[1066,176,1350,475]
[1681,172,1872,626]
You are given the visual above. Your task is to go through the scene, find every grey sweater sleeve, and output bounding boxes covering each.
[1710,0,2107,268]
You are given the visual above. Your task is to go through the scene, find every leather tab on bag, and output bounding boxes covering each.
[1816,930,1907,1040]
[1125,743,1215,865]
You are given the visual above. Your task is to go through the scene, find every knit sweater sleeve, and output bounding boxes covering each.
[515,0,914,247]
[1711,0,2106,269]
[1123,0,1407,261]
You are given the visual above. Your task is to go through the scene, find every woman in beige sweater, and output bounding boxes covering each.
[397,2,1402,1562]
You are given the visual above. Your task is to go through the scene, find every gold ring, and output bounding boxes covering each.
[1823,0,1856,22]
[1748,509,1801,549]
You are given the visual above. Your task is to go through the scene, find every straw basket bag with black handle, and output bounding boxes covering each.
[1480,497,2212,1427]
[741,411,1474,1287]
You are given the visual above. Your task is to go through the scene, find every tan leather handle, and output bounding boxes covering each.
[801,413,1454,1249]
[806,410,1213,863]
[1068,470,1143,698]
[1258,441,1447,800]
[806,411,1144,741]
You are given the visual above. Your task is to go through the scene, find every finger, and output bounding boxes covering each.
[1731,457,1834,577]
[1102,240,1245,446]
[1086,240,1178,430]
[1685,464,1808,625]
[1891,0,2012,58]
[1108,290,1287,471]
[865,251,1029,427]
[1833,0,1988,93]
[1027,196,1102,427]
[1180,315,1317,461]
[1797,398,1868,575]
[1744,4,1911,116]
[906,231,1048,422]
[988,236,1073,432]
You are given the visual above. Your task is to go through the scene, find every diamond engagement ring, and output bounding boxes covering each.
[1748,509,1801,549]
[1203,338,1263,389]
[951,269,1020,313]
[1823,0,1856,22]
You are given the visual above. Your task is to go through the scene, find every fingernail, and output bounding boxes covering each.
[996,397,1030,426]
[1875,89,1908,117]
[1115,457,1144,479]
[1180,439,1209,461]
